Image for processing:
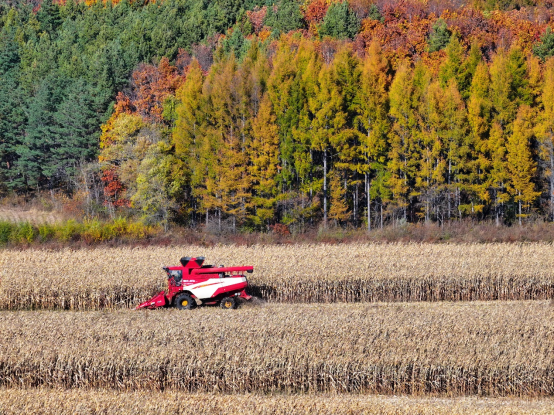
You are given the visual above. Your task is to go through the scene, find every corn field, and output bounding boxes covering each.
[1,302,553,396]
[0,389,552,415]
[1,244,554,309]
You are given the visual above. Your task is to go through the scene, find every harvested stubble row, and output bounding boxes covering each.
[1,302,553,396]
[1,389,553,414]
[1,244,554,310]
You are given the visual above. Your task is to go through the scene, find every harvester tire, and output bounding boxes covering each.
[175,293,195,310]
[220,297,237,310]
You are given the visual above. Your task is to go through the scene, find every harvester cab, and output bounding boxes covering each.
[136,256,253,310]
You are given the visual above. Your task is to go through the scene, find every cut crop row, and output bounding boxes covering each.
[1,302,553,396]
[1,388,552,414]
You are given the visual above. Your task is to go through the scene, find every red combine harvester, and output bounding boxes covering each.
[136,256,253,310]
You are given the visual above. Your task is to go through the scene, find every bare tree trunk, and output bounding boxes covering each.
[353,183,358,225]
[519,194,522,226]
[366,173,371,232]
[550,148,554,220]
[323,148,327,228]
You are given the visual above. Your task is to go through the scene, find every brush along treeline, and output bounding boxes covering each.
[1,244,554,310]
[1,302,553,396]
[0,389,553,415]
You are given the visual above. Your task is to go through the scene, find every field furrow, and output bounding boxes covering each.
[1,301,553,396]
[1,389,553,414]
[1,244,554,309]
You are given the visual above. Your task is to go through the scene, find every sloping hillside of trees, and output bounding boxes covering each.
[4,0,554,231]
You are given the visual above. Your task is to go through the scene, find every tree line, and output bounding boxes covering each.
[100,34,554,230]
[4,0,554,230]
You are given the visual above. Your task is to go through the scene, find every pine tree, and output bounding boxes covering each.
[173,59,204,160]
[328,170,350,225]
[533,27,554,61]
[354,41,390,229]
[387,62,415,220]
[249,94,280,227]
[16,73,64,190]
[428,18,451,53]
[490,50,515,130]
[307,57,345,227]
[328,45,360,226]
[264,0,304,37]
[439,35,463,88]
[466,61,492,214]
[37,0,62,35]
[506,105,540,225]
[319,1,360,39]
[536,58,554,219]
[53,79,101,187]
[489,122,510,225]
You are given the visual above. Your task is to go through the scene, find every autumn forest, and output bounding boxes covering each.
[4,0,554,231]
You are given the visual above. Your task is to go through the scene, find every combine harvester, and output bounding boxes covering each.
[136,256,253,310]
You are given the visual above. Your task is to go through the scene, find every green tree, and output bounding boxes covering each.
[536,58,554,219]
[506,105,540,225]
[131,142,177,231]
[467,62,492,214]
[428,18,451,53]
[37,0,62,34]
[264,0,304,36]
[249,94,280,227]
[354,41,390,230]
[328,170,349,224]
[387,62,415,220]
[533,27,554,61]
[319,1,360,39]
[53,79,101,184]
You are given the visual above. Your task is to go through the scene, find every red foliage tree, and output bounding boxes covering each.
[303,0,328,25]
[101,168,129,208]
[247,6,268,34]
[126,57,184,122]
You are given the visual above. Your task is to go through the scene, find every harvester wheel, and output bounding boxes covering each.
[175,293,195,310]
[220,297,237,310]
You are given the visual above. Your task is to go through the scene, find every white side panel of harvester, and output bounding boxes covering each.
[185,276,247,299]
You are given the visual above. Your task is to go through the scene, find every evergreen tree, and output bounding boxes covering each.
[467,62,492,213]
[37,0,62,34]
[0,26,25,191]
[428,18,451,53]
[249,94,280,227]
[506,105,540,225]
[53,79,101,186]
[533,27,554,61]
[264,0,304,37]
[489,122,510,224]
[328,170,349,224]
[536,58,554,219]
[354,41,390,229]
[387,62,415,220]
[16,73,64,190]
[368,4,383,23]
[319,1,360,39]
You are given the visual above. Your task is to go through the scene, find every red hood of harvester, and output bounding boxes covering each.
[166,256,253,281]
